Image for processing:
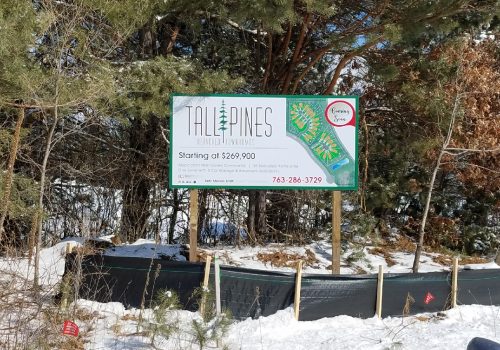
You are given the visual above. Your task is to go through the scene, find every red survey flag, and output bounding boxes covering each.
[62,320,79,337]
[424,292,435,305]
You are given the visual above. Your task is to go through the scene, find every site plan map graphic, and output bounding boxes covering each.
[287,98,355,186]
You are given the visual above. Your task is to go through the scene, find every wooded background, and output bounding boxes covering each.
[0,0,498,273]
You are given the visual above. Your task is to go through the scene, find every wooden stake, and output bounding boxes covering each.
[294,260,303,321]
[203,255,212,289]
[200,255,212,315]
[189,189,199,262]
[332,191,341,274]
[61,242,74,311]
[214,254,221,316]
[376,265,384,319]
[451,257,459,308]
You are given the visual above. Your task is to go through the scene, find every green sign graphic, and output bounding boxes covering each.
[287,98,355,186]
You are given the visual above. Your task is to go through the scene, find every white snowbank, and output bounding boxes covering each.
[75,299,500,350]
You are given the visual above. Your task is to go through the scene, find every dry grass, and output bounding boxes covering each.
[366,235,417,267]
[460,256,489,264]
[197,250,239,266]
[121,313,139,322]
[371,235,489,268]
[111,321,122,335]
[367,246,397,267]
[73,307,102,321]
[56,336,85,350]
[431,253,489,266]
[352,266,368,274]
[197,249,210,262]
[389,235,416,252]
[256,248,319,268]
[415,315,430,322]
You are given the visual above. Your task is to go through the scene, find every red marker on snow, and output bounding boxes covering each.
[62,320,79,337]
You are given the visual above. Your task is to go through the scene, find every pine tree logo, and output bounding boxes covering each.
[219,100,228,142]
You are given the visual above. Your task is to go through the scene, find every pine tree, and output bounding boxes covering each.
[219,100,228,142]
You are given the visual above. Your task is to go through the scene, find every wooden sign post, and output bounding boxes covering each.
[332,191,341,274]
[189,189,199,262]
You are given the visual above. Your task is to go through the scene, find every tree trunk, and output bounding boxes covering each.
[121,178,150,242]
[412,150,444,273]
[120,118,153,242]
[256,190,267,235]
[412,92,462,272]
[198,189,208,242]
[34,108,59,288]
[159,22,179,56]
[139,21,153,58]
[0,107,25,246]
[247,190,257,243]
[168,188,179,244]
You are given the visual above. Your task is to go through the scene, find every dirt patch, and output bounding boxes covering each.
[257,248,319,268]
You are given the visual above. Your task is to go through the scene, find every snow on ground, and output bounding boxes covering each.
[199,240,499,274]
[75,300,500,350]
[102,238,186,261]
[0,237,84,287]
[226,305,500,350]
[1,237,500,349]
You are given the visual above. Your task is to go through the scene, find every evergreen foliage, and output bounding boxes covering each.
[0,0,497,258]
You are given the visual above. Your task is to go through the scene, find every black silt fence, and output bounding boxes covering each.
[67,254,205,310]
[458,269,500,306]
[219,266,295,319]
[381,272,451,317]
[299,274,377,320]
[66,254,500,321]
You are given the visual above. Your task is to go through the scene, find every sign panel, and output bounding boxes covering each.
[170,94,358,189]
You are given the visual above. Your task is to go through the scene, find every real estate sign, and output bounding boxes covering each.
[170,94,358,190]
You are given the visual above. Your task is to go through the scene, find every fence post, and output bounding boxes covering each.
[214,254,221,316]
[376,265,384,319]
[451,257,459,308]
[200,255,212,316]
[61,242,74,311]
[294,260,303,321]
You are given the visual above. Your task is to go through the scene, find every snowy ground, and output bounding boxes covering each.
[77,302,500,350]
[196,240,498,274]
[1,237,499,349]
